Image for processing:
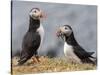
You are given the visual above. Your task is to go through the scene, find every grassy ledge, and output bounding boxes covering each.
[12,56,96,75]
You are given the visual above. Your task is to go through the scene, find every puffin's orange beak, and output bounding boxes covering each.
[56,28,62,37]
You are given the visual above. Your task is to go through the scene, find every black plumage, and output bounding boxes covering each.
[66,32,95,64]
[18,8,43,65]
[57,25,96,64]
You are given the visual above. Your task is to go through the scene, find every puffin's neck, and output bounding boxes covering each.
[28,17,40,32]
[65,32,78,46]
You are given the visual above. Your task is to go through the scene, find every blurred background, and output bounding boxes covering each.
[12,1,97,57]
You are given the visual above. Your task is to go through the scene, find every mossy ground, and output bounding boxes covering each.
[12,56,96,75]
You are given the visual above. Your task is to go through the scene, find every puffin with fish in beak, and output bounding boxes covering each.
[56,25,96,64]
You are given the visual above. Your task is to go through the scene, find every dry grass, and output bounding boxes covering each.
[12,56,96,75]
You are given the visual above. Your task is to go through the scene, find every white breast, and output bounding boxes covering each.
[64,42,81,63]
[64,42,73,56]
[37,24,44,50]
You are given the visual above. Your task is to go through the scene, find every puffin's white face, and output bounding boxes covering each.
[56,25,72,37]
[29,8,43,19]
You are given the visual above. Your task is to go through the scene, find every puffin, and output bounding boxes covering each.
[56,25,96,64]
[18,8,45,65]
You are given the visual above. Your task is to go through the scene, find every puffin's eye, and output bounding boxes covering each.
[65,27,67,30]
[34,10,37,13]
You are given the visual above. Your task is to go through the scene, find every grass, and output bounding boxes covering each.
[12,56,96,75]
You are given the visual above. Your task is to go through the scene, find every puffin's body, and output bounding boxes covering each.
[18,8,44,65]
[64,42,81,63]
[56,25,96,64]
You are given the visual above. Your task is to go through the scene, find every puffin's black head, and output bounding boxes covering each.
[29,8,44,20]
[56,25,73,39]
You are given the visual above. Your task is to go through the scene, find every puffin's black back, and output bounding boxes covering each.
[18,16,41,65]
[29,17,40,31]
[65,32,78,46]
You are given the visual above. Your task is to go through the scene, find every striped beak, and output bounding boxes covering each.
[56,27,64,37]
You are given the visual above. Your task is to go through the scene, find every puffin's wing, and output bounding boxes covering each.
[87,52,94,56]
[73,46,95,59]
[18,32,41,65]
[23,32,41,51]
[73,46,96,64]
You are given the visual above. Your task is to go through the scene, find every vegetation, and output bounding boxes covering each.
[12,56,96,75]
